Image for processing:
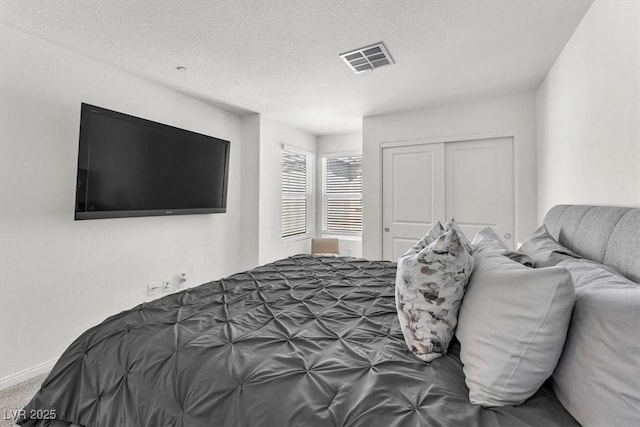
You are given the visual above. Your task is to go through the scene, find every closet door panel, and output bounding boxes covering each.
[382,143,445,261]
[445,137,514,248]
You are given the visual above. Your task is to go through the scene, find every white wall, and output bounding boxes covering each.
[362,93,538,259]
[258,116,317,264]
[316,132,363,257]
[0,25,248,384]
[240,114,261,269]
[536,0,640,220]
[316,132,362,155]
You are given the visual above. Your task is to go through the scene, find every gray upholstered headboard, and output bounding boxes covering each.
[543,205,640,283]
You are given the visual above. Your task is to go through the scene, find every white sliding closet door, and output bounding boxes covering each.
[382,137,514,261]
[445,137,514,249]
[382,144,445,261]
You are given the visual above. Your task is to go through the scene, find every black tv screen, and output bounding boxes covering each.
[75,103,230,220]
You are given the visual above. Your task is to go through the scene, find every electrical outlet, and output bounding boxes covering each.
[162,280,172,292]
[179,272,187,288]
[147,283,161,297]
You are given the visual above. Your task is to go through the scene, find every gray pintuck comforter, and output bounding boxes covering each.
[20,255,578,427]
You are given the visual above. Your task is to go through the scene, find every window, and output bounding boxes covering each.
[322,154,362,235]
[281,146,313,239]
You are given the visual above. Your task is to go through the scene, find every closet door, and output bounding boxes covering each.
[445,137,514,248]
[382,143,445,261]
[381,137,515,260]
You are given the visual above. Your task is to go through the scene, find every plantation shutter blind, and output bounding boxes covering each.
[322,155,362,235]
[281,147,311,239]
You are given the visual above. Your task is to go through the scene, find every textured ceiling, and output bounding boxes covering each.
[0,0,593,135]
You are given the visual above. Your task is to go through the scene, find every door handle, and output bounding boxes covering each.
[504,233,512,240]
[384,227,390,232]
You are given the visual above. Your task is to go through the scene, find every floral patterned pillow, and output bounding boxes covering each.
[395,228,474,362]
[444,218,474,254]
[402,221,444,257]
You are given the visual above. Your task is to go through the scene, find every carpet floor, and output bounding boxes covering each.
[0,373,48,427]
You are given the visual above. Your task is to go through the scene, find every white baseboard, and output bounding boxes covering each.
[0,358,57,390]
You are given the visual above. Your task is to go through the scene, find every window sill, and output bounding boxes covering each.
[321,234,362,242]
[282,233,312,243]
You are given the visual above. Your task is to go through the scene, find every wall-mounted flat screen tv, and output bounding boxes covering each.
[75,103,230,220]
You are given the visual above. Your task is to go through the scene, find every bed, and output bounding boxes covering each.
[18,205,640,427]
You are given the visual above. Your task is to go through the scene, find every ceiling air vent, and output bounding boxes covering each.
[340,42,395,74]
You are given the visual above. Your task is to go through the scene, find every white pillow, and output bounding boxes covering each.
[471,227,509,254]
[396,228,474,362]
[552,258,640,427]
[519,225,579,267]
[456,253,574,406]
[472,227,534,267]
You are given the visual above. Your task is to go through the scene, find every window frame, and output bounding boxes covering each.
[281,144,314,241]
[321,152,363,238]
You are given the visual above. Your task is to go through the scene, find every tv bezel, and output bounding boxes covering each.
[74,103,230,220]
